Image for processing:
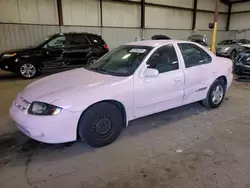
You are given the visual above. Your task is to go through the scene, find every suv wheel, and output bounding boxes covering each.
[78,102,123,148]
[86,57,98,67]
[202,79,226,109]
[17,62,40,79]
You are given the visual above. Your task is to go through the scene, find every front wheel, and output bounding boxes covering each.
[17,62,40,79]
[78,102,123,148]
[202,80,226,109]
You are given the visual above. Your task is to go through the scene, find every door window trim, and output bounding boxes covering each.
[146,44,180,74]
[178,43,212,68]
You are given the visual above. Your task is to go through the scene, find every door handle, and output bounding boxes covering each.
[175,78,182,82]
[212,70,216,73]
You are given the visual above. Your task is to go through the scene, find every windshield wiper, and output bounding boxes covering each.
[86,67,110,75]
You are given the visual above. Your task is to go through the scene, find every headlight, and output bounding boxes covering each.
[28,102,62,116]
[223,47,230,51]
[3,53,17,57]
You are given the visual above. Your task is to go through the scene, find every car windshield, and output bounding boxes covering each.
[86,45,153,76]
[218,39,238,45]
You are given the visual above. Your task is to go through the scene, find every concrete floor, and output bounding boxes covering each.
[1,70,250,188]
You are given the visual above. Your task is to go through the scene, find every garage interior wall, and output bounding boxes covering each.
[0,0,233,52]
[229,2,250,39]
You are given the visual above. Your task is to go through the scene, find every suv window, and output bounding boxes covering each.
[88,35,104,45]
[178,43,212,68]
[240,39,250,44]
[147,45,178,73]
[46,36,66,48]
[68,34,89,46]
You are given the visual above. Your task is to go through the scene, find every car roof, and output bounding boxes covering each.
[126,40,191,47]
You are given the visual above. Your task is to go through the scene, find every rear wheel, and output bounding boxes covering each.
[78,102,123,147]
[202,79,226,109]
[17,62,40,79]
[86,57,99,67]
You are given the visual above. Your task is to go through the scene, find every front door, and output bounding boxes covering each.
[42,35,67,69]
[177,43,214,105]
[134,45,184,118]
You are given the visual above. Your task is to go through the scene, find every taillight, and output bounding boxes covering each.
[104,44,109,51]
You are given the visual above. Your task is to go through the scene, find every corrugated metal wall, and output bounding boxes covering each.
[0,23,59,52]
[0,23,233,53]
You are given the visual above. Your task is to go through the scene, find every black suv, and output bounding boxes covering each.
[0,32,109,78]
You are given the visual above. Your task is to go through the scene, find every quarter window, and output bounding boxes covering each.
[178,43,212,68]
[147,45,179,73]
[88,35,104,45]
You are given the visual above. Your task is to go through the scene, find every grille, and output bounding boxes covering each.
[15,97,30,111]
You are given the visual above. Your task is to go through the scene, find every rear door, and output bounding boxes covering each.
[87,34,109,57]
[66,34,92,66]
[177,43,214,105]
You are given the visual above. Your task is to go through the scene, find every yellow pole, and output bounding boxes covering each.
[211,0,220,53]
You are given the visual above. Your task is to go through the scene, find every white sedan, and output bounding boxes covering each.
[10,40,233,147]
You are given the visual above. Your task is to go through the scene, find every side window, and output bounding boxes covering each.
[68,35,89,46]
[88,35,104,45]
[46,36,66,48]
[239,39,245,44]
[178,43,212,68]
[243,39,250,44]
[147,45,179,73]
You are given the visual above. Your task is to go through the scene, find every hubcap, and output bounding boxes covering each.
[211,85,224,105]
[93,115,114,139]
[20,64,36,78]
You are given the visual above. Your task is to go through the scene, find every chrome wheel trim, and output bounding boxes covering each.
[211,85,224,105]
[20,64,36,78]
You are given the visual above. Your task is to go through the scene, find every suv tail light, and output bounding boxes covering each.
[104,44,109,51]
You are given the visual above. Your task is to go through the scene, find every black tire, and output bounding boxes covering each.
[16,61,40,79]
[78,102,123,148]
[202,79,226,109]
[86,56,99,67]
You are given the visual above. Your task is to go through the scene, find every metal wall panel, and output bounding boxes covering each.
[232,2,250,12]
[62,0,100,26]
[0,0,58,24]
[0,24,232,53]
[0,23,60,52]
[146,0,193,8]
[145,6,192,29]
[102,2,141,27]
[196,12,227,30]
[230,13,250,30]
[197,0,228,12]
[102,28,141,49]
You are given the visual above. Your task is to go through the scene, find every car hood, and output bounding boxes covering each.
[216,45,232,50]
[21,68,126,104]
[2,47,36,54]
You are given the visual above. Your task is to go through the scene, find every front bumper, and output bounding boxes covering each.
[234,64,250,75]
[9,94,81,144]
[216,51,230,57]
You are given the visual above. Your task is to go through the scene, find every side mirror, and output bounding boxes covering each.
[144,68,159,77]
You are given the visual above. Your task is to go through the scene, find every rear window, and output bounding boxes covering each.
[88,35,105,45]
